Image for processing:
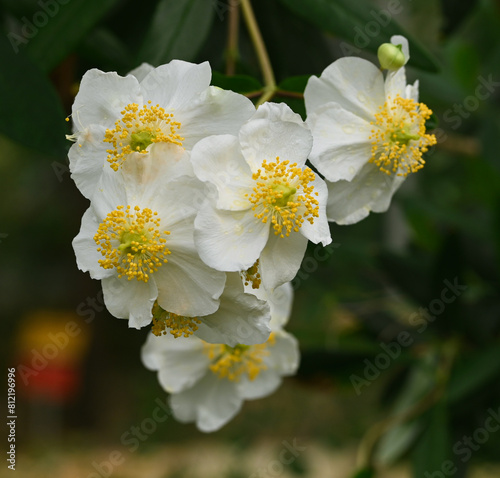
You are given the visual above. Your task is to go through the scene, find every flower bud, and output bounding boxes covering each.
[378,43,406,70]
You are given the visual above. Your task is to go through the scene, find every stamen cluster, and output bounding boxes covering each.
[247,158,319,238]
[94,205,170,282]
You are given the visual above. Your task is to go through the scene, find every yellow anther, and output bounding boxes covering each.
[242,259,261,289]
[151,302,201,338]
[103,102,184,171]
[204,333,276,382]
[246,157,319,238]
[369,95,436,176]
[94,205,170,282]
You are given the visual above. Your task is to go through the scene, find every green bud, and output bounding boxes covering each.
[378,43,406,70]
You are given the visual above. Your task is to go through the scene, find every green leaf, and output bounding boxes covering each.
[412,402,453,478]
[278,75,310,93]
[351,467,375,478]
[211,72,262,94]
[136,0,215,65]
[0,34,66,157]
[276,0,440,72]
[447,344,500,403]
[22,0,120,71]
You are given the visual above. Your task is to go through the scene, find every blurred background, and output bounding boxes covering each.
[1,0,500,476]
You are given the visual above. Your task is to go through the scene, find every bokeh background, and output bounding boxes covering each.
[1,0,500,477]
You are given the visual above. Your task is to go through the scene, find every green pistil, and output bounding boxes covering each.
[130,130,156,151]
[392,129,420,145]
[224,344,250,354]
[272,184,296,208]
[118,231,145,253]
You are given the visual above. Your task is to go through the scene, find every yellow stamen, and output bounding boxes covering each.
[242,259,261,289]
[151,302,201,338]
[246,157,319,238]
[204,333,276,382]
[104,101,184,171]
[369,95,436,176]
[94,205,170,282]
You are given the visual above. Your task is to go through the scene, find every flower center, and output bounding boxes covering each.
[94,205,170,282]
[246,157,319,238]
[369,95,436,176]
[204,333,276,382]
[241,259,261,289]
[103,101,184,171]
[151,302,201,338]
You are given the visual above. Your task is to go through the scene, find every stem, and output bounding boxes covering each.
[240,0,276,106]
[225,1,240,75]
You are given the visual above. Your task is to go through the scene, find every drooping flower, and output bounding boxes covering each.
[304,36,436,225]
[68,60,255,200]
[141,282,298,432]
[191,102,332,291]
[72,145,226,330]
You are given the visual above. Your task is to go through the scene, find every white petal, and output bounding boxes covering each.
[190,135,254,211]
[178,87,255,150]
[72,206,113,280]
[154,240,226,317]
[267,329,300,375]
[169,374,243,432]
[239,102,312,171]
[299,174,332,246]
[390,35,410,64]
[304,57,384,122]
[306,103,373,182]
[141,333,210,393]
[406,79,419,102]
[236,369,281,400]
[259,231,308,291]
[72,69,141,128]
[244,281,294,329]
[326,163,404,225]
[101,275,157,329]
[194,202,270,271]
[120,144,193,204]
[140,60,211,111]
[385,66,408,99]
[127,63,154,82]
[195,272,271,346]
[68,124,108,200]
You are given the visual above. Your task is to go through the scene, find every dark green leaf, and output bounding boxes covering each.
[447,344,500,403]
[412,402,453,477]
[351,467,375,478]
[278,75,310,93]
[22,0,120,71]
[136,0,215,65]
[211,72,262,94]
[276,0,440,72]
[0,34,66,157]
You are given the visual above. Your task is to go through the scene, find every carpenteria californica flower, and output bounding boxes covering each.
[72,144,227,331]
[68,60,255,200]
[304,36,436,225]
[141,281,298,432]
[191,102,331,291]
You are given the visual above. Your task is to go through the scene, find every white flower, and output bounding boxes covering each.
[304,36,436,225]
[68,60,255,200]
[191,102,331,291]
[72,145,226,330]
[141,282,298,432]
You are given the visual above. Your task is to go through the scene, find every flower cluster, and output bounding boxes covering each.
[69,36,435,432]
